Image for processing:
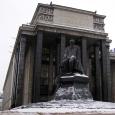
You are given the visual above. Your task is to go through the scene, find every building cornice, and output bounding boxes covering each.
[36,23,108,39]
[20,23,108,39]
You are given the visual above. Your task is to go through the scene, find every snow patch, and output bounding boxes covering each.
[11,100,115,113]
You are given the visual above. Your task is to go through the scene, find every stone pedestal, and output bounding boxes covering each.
[54,73,92,100]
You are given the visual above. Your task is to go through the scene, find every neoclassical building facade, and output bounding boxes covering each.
[2,3,114,110]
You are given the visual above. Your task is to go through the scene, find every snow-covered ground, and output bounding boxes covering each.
[10,100,115,113]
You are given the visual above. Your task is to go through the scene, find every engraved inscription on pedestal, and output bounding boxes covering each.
[38,6,54,22]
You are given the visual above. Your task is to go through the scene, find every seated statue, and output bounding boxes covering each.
[61,39,84,75]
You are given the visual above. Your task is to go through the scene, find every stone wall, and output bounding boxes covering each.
[53,8,93,30]
[2,55,15,110]
[23,45,34,105]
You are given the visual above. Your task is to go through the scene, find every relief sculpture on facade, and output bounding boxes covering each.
[93,16,104,31]
[38,6,54,22]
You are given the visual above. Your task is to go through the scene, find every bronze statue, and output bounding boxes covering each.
[61,39,84,74]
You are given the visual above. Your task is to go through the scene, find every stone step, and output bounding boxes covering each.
[1,109,115,115]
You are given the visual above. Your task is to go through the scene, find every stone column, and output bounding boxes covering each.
[101,40,108,101]
[11,46,19,108]
[106,41,112,102]
[81,38,87,74]
[95,45,102,100]
[56,43,61,75]
[48,48,54,95]
[60,34,66,62]
[11,53,17,107]
[16,37,26,106]
[28,44,34,103]
[23,43,34,104]
[33,31,43,102]
[111,61,115,102]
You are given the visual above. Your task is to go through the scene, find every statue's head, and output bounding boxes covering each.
[69,39,75,46]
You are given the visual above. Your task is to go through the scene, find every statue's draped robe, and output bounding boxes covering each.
[62,45,84,74]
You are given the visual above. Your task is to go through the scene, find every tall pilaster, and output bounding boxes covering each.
[60,34,66,62]
[101,40,108,101]
[56,43,61,75]
[81,38,87,74]
[106,40,112,101]
[48,48,54,95]
[11,46,19,108]
[33,31,43,102]
[95,45,102,100]
[23,42,34,105]
[16,37,26,106]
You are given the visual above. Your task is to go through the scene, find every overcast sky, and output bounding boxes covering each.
[0,0,115,93]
